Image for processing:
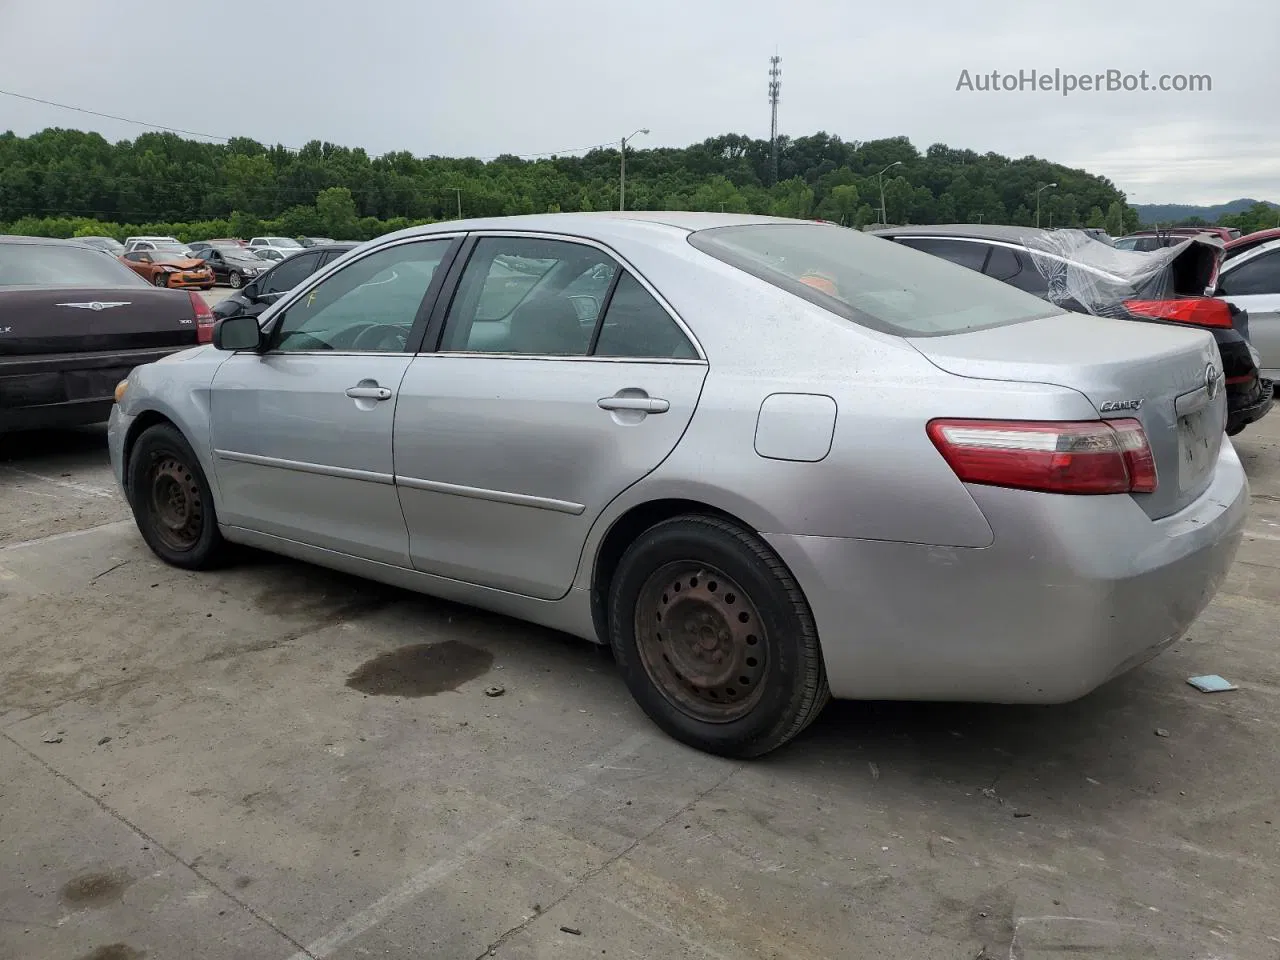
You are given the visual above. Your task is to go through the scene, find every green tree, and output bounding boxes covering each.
[316,186,358,238]
[817,183,860,225]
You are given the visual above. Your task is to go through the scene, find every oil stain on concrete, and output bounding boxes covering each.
[75,946,145,960]
[346,640,493,697]
[61,868,134,908]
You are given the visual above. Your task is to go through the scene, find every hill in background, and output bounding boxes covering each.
[1135,198,1279,226]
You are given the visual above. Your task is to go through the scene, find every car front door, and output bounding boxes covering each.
[204,249,226,281]
[208,235,461,565]
[1218,245,1280,378]
[393,233,708,600]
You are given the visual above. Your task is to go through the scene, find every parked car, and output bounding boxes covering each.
[120,250,215,290]
[298,236,337,247]
[1216,234,1280,381]
[211,243,357,319]
[1225,227,1280,261]
[252,248,288,263]
[75,236,126,256]
[874,224,1272,435]
[0,235,214,432]
[198,246,271,289]
[189,239,248,256]
[124,235,183,252]
[248,236,305,258]
[1116,226,1240,251]
[109,213,1245,758]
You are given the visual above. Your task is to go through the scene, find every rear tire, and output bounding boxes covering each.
[228,271,243,289]
[126,423,225,570]
[607,515,829,758]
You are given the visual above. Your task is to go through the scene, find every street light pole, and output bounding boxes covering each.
[877,161,902,225]
[619,128,649,212]
[1035,182,1057,229]
[454,188,462,220]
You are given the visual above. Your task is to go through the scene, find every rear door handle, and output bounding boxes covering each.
[346,385,392,401]
[598,396,670,414]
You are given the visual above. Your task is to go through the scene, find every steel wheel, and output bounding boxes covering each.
[634,561,769,723]
[153,273,168,287]
[147,456,204,552]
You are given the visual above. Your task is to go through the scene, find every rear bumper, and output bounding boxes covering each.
[766,441,1248,703]
[1226,377,1273,434]
[0,347,186,432]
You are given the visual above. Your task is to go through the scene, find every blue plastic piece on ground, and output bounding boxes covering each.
[1187,674,1238,693]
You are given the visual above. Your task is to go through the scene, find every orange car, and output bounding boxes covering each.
[120,250,214,290]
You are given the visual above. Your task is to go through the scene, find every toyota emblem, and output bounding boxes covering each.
[1205,363,1221,401]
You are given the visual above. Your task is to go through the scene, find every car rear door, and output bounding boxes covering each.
[1218,244,1280,378]
[393,233,708,600]
[208,235,460,565]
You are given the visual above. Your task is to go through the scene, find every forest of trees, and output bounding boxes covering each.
[0,126,1146,242]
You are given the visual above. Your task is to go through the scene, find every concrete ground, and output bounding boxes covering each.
[2,389,1279,958]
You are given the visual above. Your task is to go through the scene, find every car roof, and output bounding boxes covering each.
[1226,227,1280,251]
[871,223,1048,244]
[0,235,91,247]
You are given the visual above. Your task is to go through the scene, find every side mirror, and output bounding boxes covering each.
[242,281,260,300]
[213,314,263,351]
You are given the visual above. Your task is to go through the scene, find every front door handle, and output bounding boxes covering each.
[346,384,392,401]
[598,395,670,414]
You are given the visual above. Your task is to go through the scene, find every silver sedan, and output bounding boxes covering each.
[108,213,1247,757]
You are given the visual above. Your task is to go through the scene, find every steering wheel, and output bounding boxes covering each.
[350,323,408,352]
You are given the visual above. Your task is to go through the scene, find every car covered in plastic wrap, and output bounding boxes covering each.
[876,225,1272,436]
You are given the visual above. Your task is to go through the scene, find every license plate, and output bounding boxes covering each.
[1178,409,1213,488]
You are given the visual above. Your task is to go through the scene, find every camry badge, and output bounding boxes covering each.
[1099,399,1144,412]
[56,301,131,311]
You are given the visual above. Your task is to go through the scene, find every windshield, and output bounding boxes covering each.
[267,237,302,248]
[688,223,1057,337]
[0,243,148,287]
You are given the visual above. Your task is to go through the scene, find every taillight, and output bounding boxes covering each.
[189,291,215,343]
[927,418,1157,495]
[1123,297,1233,329]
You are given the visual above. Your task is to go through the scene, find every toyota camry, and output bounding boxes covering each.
[107,213,1247,757]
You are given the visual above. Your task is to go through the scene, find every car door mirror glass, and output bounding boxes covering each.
[213,314,262,351]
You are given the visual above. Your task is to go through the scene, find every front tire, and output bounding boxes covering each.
[228,271,243,289]
[153,273,168,288]
[608,515,829,758]
[126,423,225,569]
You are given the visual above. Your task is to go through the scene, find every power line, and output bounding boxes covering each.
[1,88,632,164]
[0,88,235,143]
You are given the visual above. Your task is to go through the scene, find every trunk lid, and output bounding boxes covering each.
[911,313,1225,520]
[0,286,198,356]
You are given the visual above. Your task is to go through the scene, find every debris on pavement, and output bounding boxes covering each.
[1155,727,1170,738]
[41,733,62,744]
[559,926,582,936]
[868,761,880,781]
[97,736,112,746]
[484,684,505,697]
[1187,674,1238,693]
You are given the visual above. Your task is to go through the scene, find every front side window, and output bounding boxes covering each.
[441,237,619,355]
[690,223,1056,337]
[260,253,320,296]
[1220,251,1280,296]
[270,239,450,353]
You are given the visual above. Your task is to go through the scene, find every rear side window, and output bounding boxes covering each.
[1220,250,1280,296]
[689,223,1056,337]
[895,237,989,272]
[984,245,1022,281]
[0,243,148,287]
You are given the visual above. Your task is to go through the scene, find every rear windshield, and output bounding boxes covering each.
[688,223,1057,337]
[0,243,147,287]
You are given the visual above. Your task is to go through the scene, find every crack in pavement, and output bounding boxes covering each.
[471,764,744,960]
[1,727,319,958]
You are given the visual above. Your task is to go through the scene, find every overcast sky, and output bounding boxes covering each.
[1,0,1274,205]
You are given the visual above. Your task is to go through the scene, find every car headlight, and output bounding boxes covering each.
[114,379,129,404]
